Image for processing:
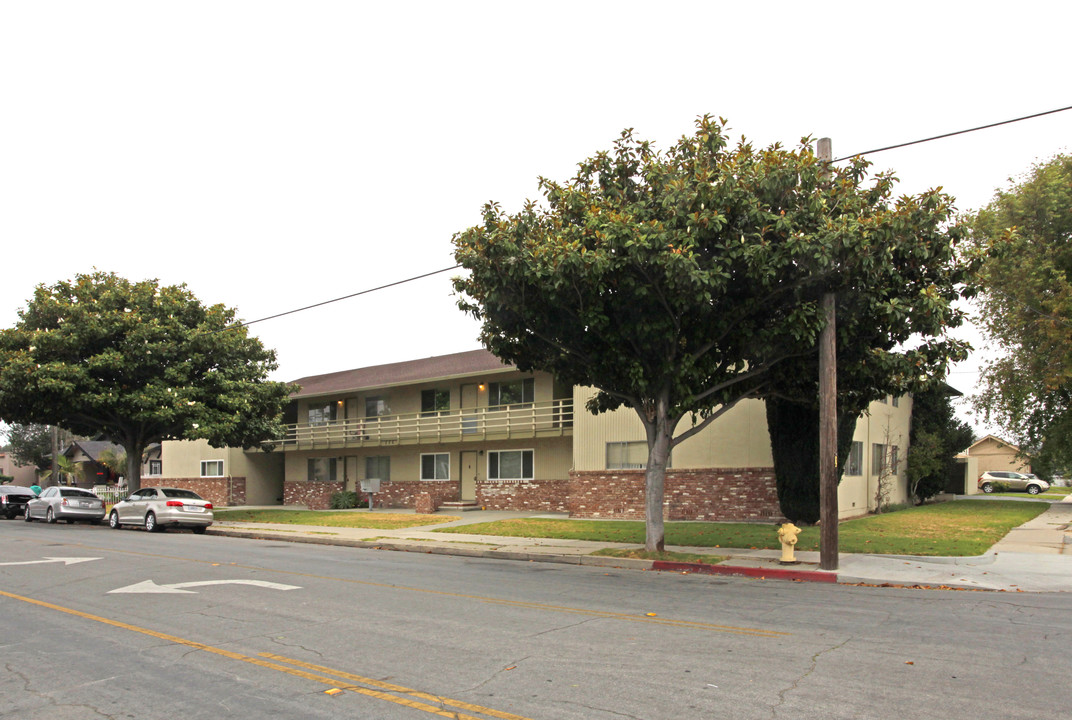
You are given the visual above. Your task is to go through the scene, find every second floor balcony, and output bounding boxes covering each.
[274,398,573,451]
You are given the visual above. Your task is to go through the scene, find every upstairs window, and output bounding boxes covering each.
[308,403,337,425]
[365,396,390,418]
[489,378,534,408]
[421,388,450,416]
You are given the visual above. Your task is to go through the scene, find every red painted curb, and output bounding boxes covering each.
[651,560,837,583]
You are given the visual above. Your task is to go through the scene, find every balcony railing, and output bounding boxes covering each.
[273,398,573,450]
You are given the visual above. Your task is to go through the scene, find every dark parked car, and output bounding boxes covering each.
[25,486,107,524]
[1,485,37,519]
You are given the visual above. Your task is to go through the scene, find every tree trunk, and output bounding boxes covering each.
[124,444,143,494]
[642,396,675,553]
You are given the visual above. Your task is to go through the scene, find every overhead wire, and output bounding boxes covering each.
[229,104,1072,332]
[831,104,1072,163]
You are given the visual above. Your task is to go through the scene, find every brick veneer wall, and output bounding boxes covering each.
[568,468,782,521]
[283,479,459,510]
[368,480,458,510]
[158,477,246,507]
[477,479,569,513]
[284,480,343,509]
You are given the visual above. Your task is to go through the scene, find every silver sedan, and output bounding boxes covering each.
[108,487,213,533]
[25,486,107,524]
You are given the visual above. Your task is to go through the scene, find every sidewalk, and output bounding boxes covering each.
[206,497,1072,592]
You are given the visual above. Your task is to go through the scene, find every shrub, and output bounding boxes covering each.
[330,491,360,509]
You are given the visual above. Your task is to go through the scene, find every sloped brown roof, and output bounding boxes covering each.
[289,349,514,399]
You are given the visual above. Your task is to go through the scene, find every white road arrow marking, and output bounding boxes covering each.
[108,579,302,594]
[0,557,102,567]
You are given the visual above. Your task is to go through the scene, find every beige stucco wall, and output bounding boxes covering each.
[573,387,913,518]
[571,388,774,471]
[159,439,284,504]
[966,437,1030,475]
[0,452,38,487]
[836,395,913,517]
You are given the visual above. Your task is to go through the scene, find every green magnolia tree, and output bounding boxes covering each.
[762,218,978,523]
[453,116,975,551]
[970,154,1072,467]
[3,422,53,471]
[0,272,293,493]
[906,383,975,502]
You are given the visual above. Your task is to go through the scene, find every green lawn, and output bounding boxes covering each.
[213,508,458,530]
[432,500,1049,556]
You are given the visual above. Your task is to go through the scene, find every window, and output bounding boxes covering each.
[201,460,224,477]
[308,402,337,425]
[891,395,900,408]
[365,456,390,483]
[489,378,534,408]
[845,441,863,476]
[421,453,450,480]
[308,458,337,482]
[606,441,650,470]
[871,443,901,475]
[365,396,390,418]
[872,444,886,474]
[148,460,162,476]
[421,388,450,416]
[488,450,534,481]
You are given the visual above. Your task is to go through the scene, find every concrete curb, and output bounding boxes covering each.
[652,560,838,583]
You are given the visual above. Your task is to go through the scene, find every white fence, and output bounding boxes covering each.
[92,485,125,505]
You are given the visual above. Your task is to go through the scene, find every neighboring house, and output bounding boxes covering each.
[158,349,913,519]
[959,435,1031,476]
[58,440,163,488]
[0,451,38,487]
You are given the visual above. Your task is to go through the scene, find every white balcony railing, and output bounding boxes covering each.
[274,398,573,450]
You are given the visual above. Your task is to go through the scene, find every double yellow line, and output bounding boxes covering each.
[1,588,532,719]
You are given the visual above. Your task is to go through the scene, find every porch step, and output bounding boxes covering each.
[438,501,482,512]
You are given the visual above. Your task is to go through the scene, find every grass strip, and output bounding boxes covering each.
[433,500,1049,556]
[213,509,459,530]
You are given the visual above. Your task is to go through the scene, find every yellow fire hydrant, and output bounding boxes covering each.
[778,522,802,564]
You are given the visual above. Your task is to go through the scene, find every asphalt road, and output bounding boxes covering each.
[2,519,1069,720]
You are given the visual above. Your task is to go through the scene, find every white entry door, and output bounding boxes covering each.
[460,450,478,501]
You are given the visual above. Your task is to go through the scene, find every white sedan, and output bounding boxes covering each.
[108,487,214,533]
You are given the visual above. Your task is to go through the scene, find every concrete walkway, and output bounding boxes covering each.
[207,497,1072,592]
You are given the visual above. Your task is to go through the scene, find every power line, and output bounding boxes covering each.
[231,106,1072,331]
[233,265,461,329]
[832,104,1072,163]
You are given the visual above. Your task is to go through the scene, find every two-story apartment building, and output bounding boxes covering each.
[157,349,913,520]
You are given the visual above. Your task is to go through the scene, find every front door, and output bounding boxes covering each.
[460,450,478,502]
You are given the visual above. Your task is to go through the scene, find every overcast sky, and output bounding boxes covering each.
[2,1,1069,436]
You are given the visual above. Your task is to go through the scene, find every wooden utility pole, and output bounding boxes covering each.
[817,137,839,572]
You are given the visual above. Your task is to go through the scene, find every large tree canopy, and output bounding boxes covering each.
[970,154,1072,467]
[0,272,293,492]
[453,116,975,551]
[761,193,978,523]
